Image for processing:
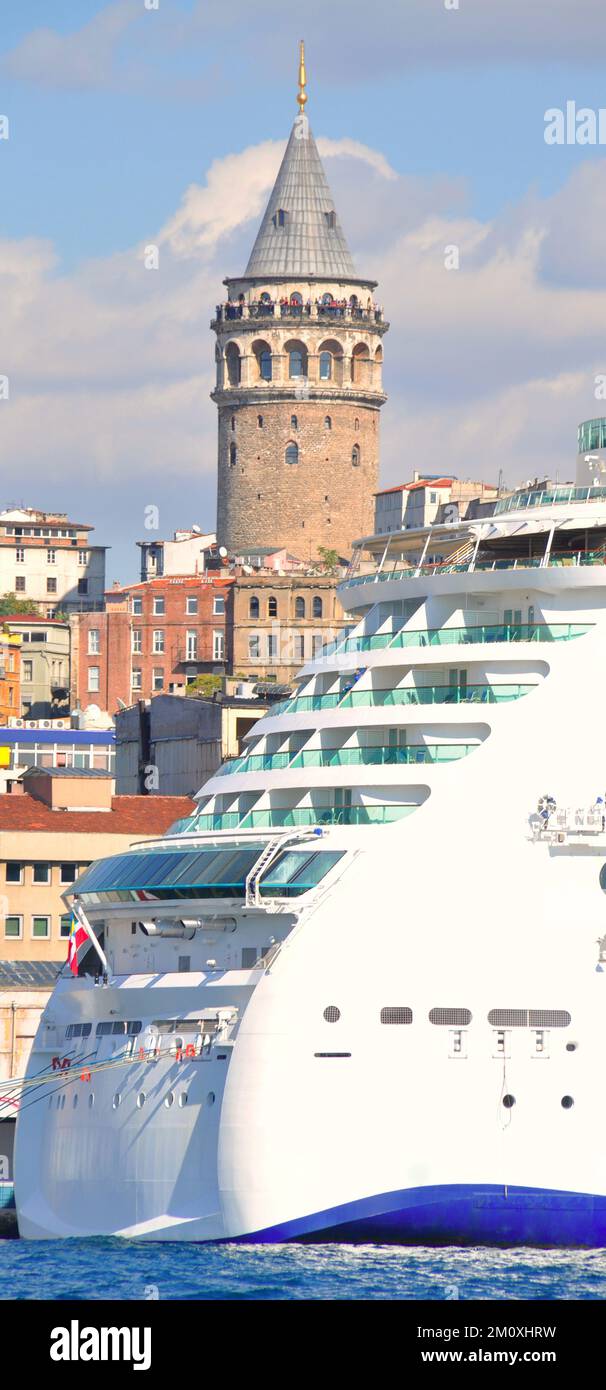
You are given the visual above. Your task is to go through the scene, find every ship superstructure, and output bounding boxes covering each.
[13,469,606,1243]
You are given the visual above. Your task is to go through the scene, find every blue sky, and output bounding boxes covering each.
[2,0,606,580]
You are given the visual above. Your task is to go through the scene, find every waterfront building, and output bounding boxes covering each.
[0,508,107,616]
[70,572,233,716]
[213,45,388,561]
[1,615,69,718]
[115,691,270,797]
[0,631,21,723]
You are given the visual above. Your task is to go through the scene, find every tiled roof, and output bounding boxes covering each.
[375,479,454,496]
[0,960,63,988]
[0,794,196,833]
[244,115,357,280]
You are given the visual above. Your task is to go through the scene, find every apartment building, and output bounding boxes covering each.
[0,632,21,724]
[0,507,107,616]
[229,572,348,684]
[2,615,69,718]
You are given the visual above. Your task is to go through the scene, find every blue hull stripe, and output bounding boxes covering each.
[236,1184,606,1248]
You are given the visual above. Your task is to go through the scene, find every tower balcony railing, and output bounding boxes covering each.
[216,742,476,776]
[213,300,385,326]
[267,682,536,716]
[327,621,591,656]
[193,804,415,831]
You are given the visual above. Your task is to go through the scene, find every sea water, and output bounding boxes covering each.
[1,1239,606,1300]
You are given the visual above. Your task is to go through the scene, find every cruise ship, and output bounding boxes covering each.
[14,438,606,1244]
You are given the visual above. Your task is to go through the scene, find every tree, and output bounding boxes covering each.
[0,593,42,616]
[185,674,223,698]
[317,547,340,575]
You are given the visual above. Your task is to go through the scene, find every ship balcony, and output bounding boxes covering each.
[340,547,606,593]
[321,621,591,658]
[216,740,480,777]
[192,785,428,833]
[270,682,536,716]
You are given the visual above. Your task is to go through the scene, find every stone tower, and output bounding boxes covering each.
[212,44,388,562]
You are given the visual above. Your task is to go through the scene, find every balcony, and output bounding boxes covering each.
[273,682,535,715]
[340,548,606,590]
[330,622,591,656]
[193,805,415,831]
[212,300,385,327]
[217,742,477,776]
[495,484,606,515]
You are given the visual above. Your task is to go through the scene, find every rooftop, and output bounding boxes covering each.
[0,793,196,833]
[0,960,63,988]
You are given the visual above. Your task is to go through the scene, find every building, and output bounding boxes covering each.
[0,725,115,793]
[0,508,107,616]
[374,476,501,535]
[2,615,69,718]
[137,527,217,582]
[115,691,270,797]
[70,573,233,717]
[0,768,195,963]
[0,631,21,723]
[213,46,388,562]
[230,571,347,684]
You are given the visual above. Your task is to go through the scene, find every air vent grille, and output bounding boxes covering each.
[488,1009,571,1028]
[380,1007,413,1025]
[323,1005,341,1023]
[429,1008,472,1026]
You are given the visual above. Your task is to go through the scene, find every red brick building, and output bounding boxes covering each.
[70,574,233,718]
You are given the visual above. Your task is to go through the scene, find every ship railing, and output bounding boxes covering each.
[339,549,606,590]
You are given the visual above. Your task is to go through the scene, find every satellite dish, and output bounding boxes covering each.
[219,546,228,558]
[191,524,202,534]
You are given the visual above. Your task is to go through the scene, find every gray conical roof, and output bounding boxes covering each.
[244,114,357,280]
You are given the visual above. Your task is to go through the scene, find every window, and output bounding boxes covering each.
[249,635,260,660]
[153,668,164,691]
[33,863,50,884]
[60,913,72,939]
[294,634,305,661]
[324,415,332,430]
[60,864,77,885]
[354,417,360,431]
[6,863,23,884]
[268,596,278,618]
[213,631,225,661]
[285,442,299,466]
[88,629,100,655]
[295,596,305,618]
[132,596,142,615]
[186,597,198,616]
[186,631,198,661]
[226,344,241,386]
[249,596,259,619]
[257,414,264,427]
[313,596,323,618]
[324,211,336,229]
[46,577,57,594]
[47,548,56,564]
[319,351,332,380]
[88,666,100,693]
[132,629,142,654]
[153,597,165,616]
[260,352,272,381]
[32,916,50,939]
[4,917,21,939]
[15,576,25,592]
[15,547,24,562]
[132,669,142,691]
[229,442,237,467]
[312,633,323,657]
[289,350,304,378]
[152,630,165,654]
[79,550,89,565]
[213,594,225,616]
[291,414,298,430]
[352,445,361,467]
[274,208,288,227]
[22,659,33,682]
[78,578,88,594]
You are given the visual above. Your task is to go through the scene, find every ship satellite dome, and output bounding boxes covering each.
[219,546,228,558]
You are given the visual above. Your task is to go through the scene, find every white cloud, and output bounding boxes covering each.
[1,0,142,89]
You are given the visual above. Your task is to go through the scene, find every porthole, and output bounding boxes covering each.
[137,1092,146,1109]
[113,1093,121,1109]
[502,1094,516,1109]
[165,1092,174,1109]
[207,1092,216,1106]
[566,1042,578,1052]
[561,1095,574,1109]
[178,1093,188,1108]
[380,1007,413,1025]
[323,1005,340,1023]
[429,1008,472,1026]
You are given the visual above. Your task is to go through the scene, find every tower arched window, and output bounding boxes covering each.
[268,596,278,618]
[229,442,237,467]
[249,596,260,619]
[291,414,298,430]
[231,416,236,431]
[289,350,303,378]
[352,445,361,467]
[295,596,305,618]
[324,416,332,430]
[285,442,299,466]
[313,596,323,618]
[257,415,263,428]
[260,350,272,381]
[225,343,241,386]
[290,292,303,306]
[354,417,360,431]
[319,351,332,381]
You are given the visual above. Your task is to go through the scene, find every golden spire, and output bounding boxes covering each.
[297,39,307,115]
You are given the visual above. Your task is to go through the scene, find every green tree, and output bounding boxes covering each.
[0,593,42,616]
[317,547,340,575]
[185,674,223,698]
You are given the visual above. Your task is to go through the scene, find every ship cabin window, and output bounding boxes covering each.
[65,1023,92,1039]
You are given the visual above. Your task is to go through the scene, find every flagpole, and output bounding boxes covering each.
[72,899,109,975]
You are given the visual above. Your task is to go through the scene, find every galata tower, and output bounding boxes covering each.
[212,43,388,562]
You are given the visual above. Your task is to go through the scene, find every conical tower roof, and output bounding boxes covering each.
[244,58,357,282]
